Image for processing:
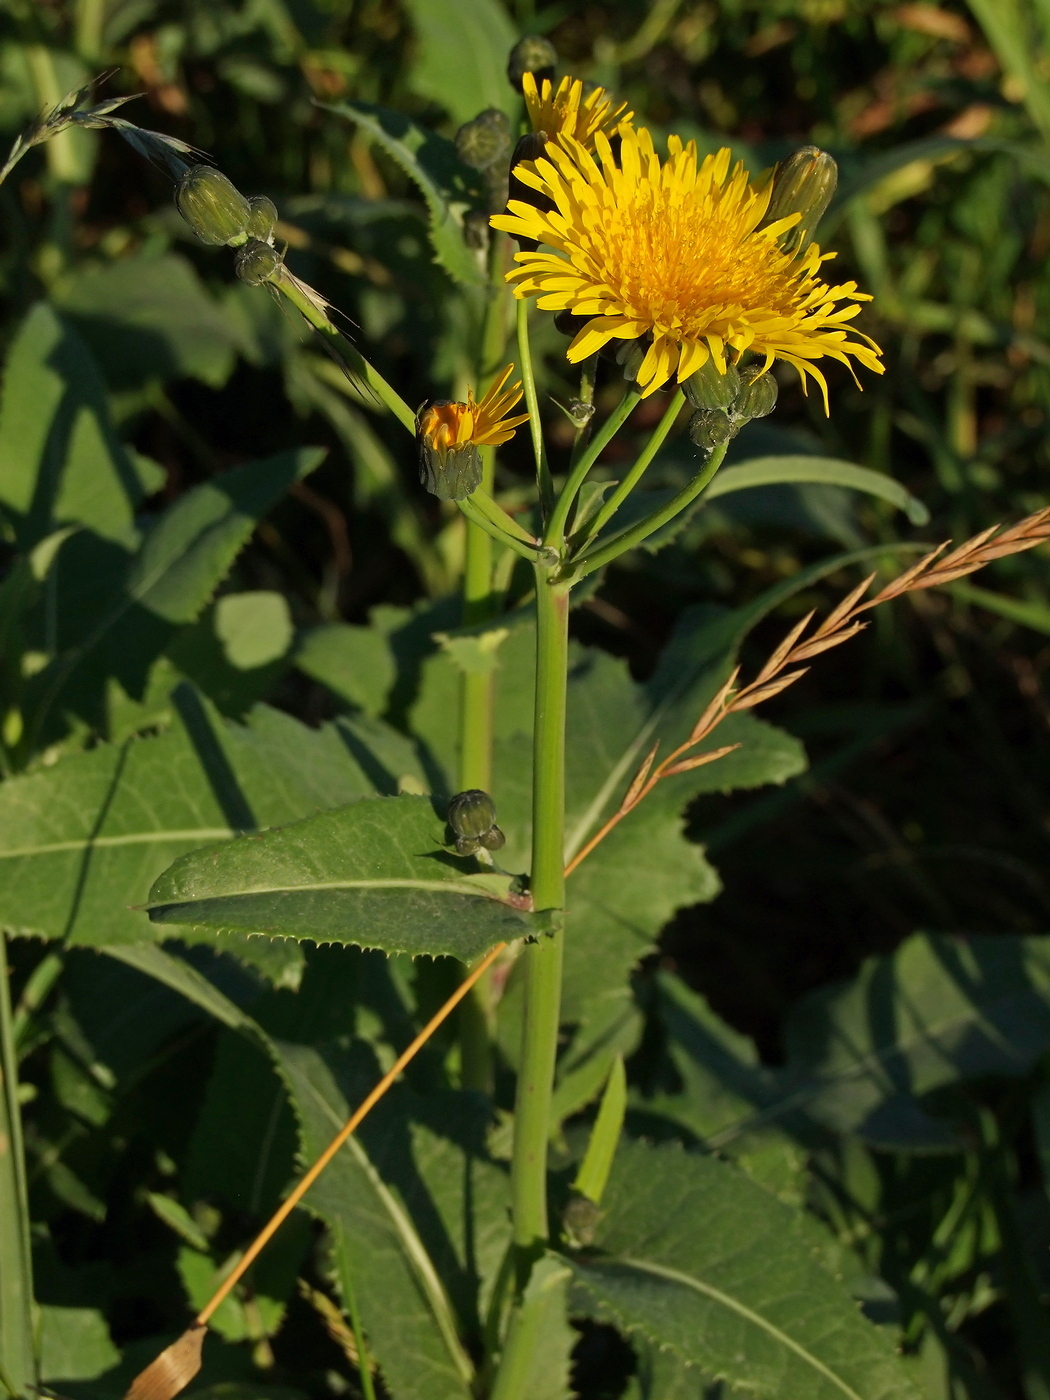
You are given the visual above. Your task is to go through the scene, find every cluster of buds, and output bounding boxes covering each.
[174,165,283,287]
[447,790,506,857]
[455,109,513,222]
[685,359,778,453]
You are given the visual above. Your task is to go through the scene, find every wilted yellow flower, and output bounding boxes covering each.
[522,71,632,149]
[417,365,529,501]
[492,127,883,405]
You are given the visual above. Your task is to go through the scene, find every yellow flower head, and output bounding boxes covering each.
[417,366,529,501]
[418,365,529,453]
[522,71,632,149]
[491,126,883,406]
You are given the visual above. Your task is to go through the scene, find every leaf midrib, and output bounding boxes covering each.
[148,877,510,907]
[0,828,235,859]
[581,1255,867,1400]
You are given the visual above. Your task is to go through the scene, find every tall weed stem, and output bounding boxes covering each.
[510,570,569,1252]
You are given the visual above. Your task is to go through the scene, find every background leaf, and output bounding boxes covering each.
[402,0,518,125]
[569,1138,923,1400]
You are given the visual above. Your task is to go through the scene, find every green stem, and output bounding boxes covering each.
[577,389,684,546]
[545,389,641,551]
[457,497,544,563]
[273,270,416,434]
[570,355,598,461]
[470,487,540,545]
[510,570,569,1252]
[0,932,37,1397]
[516,299,554,519]
[570,439,729,580]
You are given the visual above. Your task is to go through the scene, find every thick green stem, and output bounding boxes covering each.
[510,571,569,1252]
[273,270,416,433]
[516,299,554,518]
[457,497,543,562]
[0,933,37,1397]
[570,439,729,580]
[545,389,641,550]
[577,389,685,545]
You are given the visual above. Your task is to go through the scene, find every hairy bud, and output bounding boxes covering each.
[762,145,837,256]
[447,789,506,857]
[246,194,278,243]
[456,108,512,171]
[507,35,557,92]
[735,365,779,419]
[683,357,741,412]
[688,407,737,452]
[175,166,251,247]
[235,238,281,286]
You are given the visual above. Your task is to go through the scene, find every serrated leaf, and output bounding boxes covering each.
[53,252,244,389]
[147,793,530,960]
[568,1139,923,1400]
[402,0,518,125]
[778,931,1050,1142]
[704,456,929,526]
[0,303,152,549]
[0,689,428,949]
[275,1040,479,1400]
[320,103,485,286]
[27,449,322,738]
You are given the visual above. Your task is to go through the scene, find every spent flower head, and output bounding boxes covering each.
[522,72,632,149]
[493,126,883,405]
[417,365,529,501]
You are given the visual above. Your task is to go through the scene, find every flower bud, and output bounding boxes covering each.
[615,338,646,384]
[762,146,837,256]
[419,436,483,502]
[683,357,741,411]
[506,131,551,248]
[507,35,557,92]
[175,165,251,247]
[448,789,504,856]
[735,365,778,419]
[554,309,589,338]
[688,407,736,452]
[456,108,512,171]
[563,1192,601,1248]
[246,194,278,242]
[235,238,281,286]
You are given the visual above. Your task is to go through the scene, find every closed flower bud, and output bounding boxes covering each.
[235,238,281,286]
[456,108,512,172]
[246,194,278,242]
[507,35,557,92]
[449,789,498,840]
[762,146,837,257]
[554,309,590,338]
[448,789,504,855]
[735,365,778,419]
[506,132,552,249]
[175,165,251,246]
[688,407,736,452]
[419,434,483,502]
[684,357,741,411]
[615,338,646,384]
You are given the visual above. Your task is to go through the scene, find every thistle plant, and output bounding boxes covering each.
[5,41,1050,1400]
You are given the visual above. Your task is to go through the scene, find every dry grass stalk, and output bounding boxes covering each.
[565,505,1050,878]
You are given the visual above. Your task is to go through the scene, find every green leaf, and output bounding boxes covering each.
[573,1055,627,1205]
[568,1138,923,1400]
[704,456,929,526]
[778,932,1050,1143]
[27,449,322,738]
[38,1304,120,1382]
[320,103,486,287]
[53,253,244,389]
[294,622,398,717]
[275,1040,481,1400]
[0,938,36,1397]
[402,0,518,125]
[0,304,153,549]
[169,593,294,719]
[0,689,428,949]
[147,793,531,960]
